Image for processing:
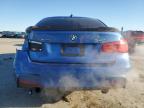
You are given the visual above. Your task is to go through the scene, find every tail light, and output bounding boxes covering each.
[135,35,144,40]
[101,39,128,53]
[29,41,43,51]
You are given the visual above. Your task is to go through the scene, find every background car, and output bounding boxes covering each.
[2,31,16,38]
[133,31,144,44]
[0,32,3,38]
[123,31,137,54]
[123,30,144,54]
[14,16,130,102]
[14,32,26,38]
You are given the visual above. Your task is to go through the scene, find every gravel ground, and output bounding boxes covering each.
[0,38,144,108]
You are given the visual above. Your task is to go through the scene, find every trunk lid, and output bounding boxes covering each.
[28,31,121,64]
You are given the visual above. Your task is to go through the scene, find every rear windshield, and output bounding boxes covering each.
[35,17,107,31]
[26,17,119,33]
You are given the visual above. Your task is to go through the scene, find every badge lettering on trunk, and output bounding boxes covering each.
[71,35,77,41]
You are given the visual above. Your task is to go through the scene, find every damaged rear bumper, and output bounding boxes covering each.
[14,50,130,90]
[16,74,126,90]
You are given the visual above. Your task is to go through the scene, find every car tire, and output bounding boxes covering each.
[101,89,109,94]
[40,88,71,103]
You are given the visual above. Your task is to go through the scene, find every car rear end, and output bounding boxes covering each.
[0,32,3,38]
[14,17,130,91]
[134,32,144,44]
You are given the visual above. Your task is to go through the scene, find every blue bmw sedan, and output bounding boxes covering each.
[14,16,130,102]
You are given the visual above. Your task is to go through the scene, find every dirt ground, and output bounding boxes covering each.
[0,38,144,108]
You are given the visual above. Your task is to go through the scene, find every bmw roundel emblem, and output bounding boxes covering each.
[71,35,77,41]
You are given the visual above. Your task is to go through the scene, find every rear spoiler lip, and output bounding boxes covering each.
[27,31,122,44]
[26,26,120,33]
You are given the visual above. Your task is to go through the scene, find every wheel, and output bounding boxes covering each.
[35,88,41,93]
[40,88,71,103]
[129,47,135,54]
[101,89,109,94]
[128,41,136,54]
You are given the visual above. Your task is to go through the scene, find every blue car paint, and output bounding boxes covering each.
[14,30,130,90]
